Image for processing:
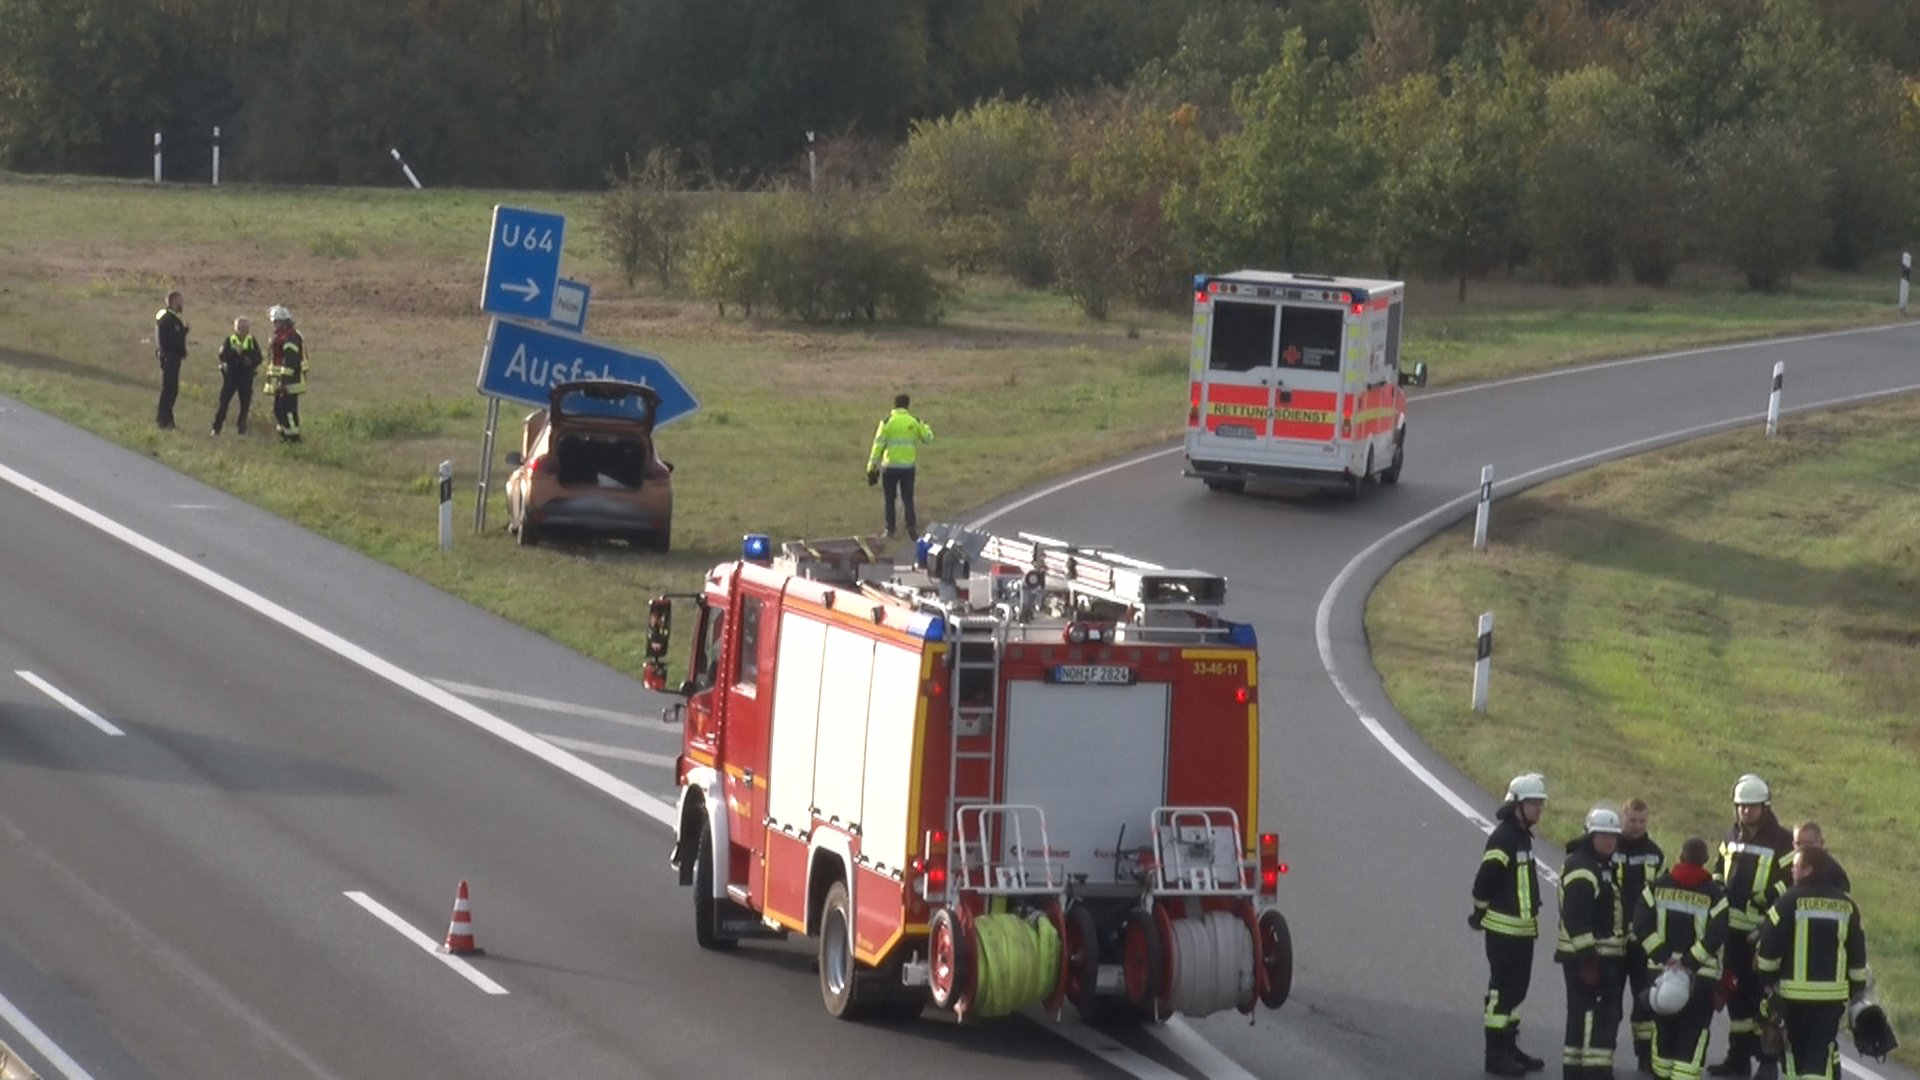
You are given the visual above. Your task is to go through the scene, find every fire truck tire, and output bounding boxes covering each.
[1121,907,1165,1015]
[1257,908,1293,1009]
[1062,903,1100,1012]
[928,906,972,1012]
[1202,477,1245,494]
[819,881,882,1020]
[692,819,737,951]
[1381,432,1405,484]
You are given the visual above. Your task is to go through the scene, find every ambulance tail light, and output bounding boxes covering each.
[1195,289,1209,305]
[1258,832,1284,895]
[1350,302,1365,317]
[1188,404,1200,427]
[1341,416,1352,438]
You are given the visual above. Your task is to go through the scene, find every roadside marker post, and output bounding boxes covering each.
[211,126,220,187]
[1901,251,1910,315]
[1472,465,1493,551]
[152,131,162,183]
[437,460,453,551]
[391,148,423,190]
[1766,362,1784,438]
[1472,612,1493,713]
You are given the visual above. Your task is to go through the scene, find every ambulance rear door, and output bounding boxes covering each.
[1191,296,1281,455]
[1265,301,1347,469]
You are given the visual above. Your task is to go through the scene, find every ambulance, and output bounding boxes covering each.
[1182,270,1426,495]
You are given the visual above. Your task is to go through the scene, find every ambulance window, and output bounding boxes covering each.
[734,596,762,689]
[1277,306,1343,372]
[1386,300,1403,371]
[1207,301,1276,372]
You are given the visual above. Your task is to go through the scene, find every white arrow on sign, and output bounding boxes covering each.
[499,278,541,303]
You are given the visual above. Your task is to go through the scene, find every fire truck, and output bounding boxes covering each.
[650,524,1293,1024]
[1183,269,1428,496]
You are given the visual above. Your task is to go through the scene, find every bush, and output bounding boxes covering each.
[598,148,697,289]
[685,192,943,324]
[891,98,1056,274]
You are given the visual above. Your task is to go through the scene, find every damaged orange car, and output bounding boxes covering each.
[504,380,673,551]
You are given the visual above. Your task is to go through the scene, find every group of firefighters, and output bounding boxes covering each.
[1473,772,1892,1080]
[152,290,308,442]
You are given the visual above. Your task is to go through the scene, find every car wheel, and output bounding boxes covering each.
[1381,433,1405,485]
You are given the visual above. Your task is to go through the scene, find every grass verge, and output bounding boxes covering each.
[0,172,1908,682]
[1365,394,1920,1064]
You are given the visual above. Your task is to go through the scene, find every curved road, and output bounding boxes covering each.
[0,320,1914,1078]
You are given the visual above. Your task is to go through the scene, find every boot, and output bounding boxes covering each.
[1486,1030,1528,1077]
[1749,1060,1777,1080]
[1511,1024,1546,1072]
[1635,1041,1655,1076]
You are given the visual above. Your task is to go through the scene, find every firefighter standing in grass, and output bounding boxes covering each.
[1471,773,1549,1076]
[1614,798,1667,1074]
[1753,846,1869,1080]
[1558,805,1627,1080]
[1633,836,1729,1080]
[1710,775,1796,1078]
[865,392,933,539]
[263,305,306,443]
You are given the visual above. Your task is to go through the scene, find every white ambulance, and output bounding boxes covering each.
[1182,270,1426,496]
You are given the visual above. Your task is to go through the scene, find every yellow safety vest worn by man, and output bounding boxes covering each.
[865,394,933,539]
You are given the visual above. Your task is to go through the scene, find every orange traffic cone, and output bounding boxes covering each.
[441,879,484,955]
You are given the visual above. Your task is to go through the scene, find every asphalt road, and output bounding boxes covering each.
[0,320,1914,1079]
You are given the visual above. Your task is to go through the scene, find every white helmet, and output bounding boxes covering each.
[268,304,293,324]
[1649,967,1692,1016]
[1505,773,1548,803]
[1584,806,1623,835]
[1733,774,1771,805]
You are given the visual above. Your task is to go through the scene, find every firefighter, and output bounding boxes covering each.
[1753,847,1869,1080]
[263,305,307,443]
[1709,774,1796,1078]
[1471,772,1549,1076]
[154,290,189,429]
[1558,805,1626,1080]
[1633,836,1729,1080]
[1614,797,1667,1074]
[865,392,933,539]
[211,316,262,436]
[1790,823,1850,893]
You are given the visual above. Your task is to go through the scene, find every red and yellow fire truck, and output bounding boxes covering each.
[650,525,1293,1024]
[1183,269,1427,496]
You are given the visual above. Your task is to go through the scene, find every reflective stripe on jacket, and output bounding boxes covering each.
[1754,884,1868,1002]
[265,330,307,394]
[868,408,933,469]
[1472,805,1540,938]
[1717,815,1794,931]
[1557,839,1625,959]
[1633,871,1729,980]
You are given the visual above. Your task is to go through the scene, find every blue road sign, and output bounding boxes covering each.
[477,318,700,427]
[548,278,590,333]
[481,205,566,321]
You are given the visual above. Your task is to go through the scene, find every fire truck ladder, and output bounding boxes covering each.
[945,614,1003,856]
[969,529,1227,620]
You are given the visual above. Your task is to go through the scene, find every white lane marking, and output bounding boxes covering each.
[1039,1016,1186,1079]
[342,892,508,996]
[536,734,677,769]
[0,461,678,831]
[967,321,1915,526]
[169,503,219,510]
[0,988,98,1080]
[15,671,124,736]
[1152,1018,1258,1080]
[433,679,667,729]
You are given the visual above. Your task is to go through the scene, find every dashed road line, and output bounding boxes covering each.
[15,672,123,736]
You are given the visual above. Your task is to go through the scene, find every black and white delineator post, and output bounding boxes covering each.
[1471,612,1493,713]
[437,460,454,551]
[390,147,423,190]
[152,131,162,183]
[1472,465,1493,551]
[1901,252,1911,315]
[1766,361,1784,438]
[211,125,220,186]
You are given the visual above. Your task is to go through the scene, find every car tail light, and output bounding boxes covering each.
[530,454,558,475]
[1259,832,1284,895]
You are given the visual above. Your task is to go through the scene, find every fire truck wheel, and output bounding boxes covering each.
[1062,903,1100,1012]
[927,906,972,1012]
[692,819,736,951]
[1257,909,1293,1009]
[1381,432,1405,484]
[818,881,872,1020]
[1121,907,1164,1015]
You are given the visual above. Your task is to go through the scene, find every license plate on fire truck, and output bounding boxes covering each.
[1049,664,1135,685]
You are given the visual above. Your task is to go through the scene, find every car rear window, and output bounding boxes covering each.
[555,386,657,424]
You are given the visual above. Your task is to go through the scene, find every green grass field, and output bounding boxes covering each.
[1365,395,1920,1063]
[0,172,1906,679]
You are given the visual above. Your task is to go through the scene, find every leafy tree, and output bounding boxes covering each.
[1690,117,1832,291]
[891,97,1055,274]
[1522,66,1667,285]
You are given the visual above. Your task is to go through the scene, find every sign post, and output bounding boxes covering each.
[475,396,500,533]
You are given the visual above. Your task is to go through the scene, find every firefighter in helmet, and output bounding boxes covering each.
[1753,846,1869,1080]
[1709,774,1795,1078]
[1633,836,1729,1080]
[1471,772,1549,1076]
[1558,805,1626,1079]
[263,304,307,443]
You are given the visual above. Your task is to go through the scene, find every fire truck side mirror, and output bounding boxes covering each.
[1398,361,1428,388]
[643,596,676,693]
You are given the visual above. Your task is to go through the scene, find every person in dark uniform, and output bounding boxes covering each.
[154,290,188,429]
[1471,772,1550,1076]
[1754,847,1869,1080]
[263,304,306,443]
[211,316,262,436]
[1633,836,1729,1080]
[1613,797,1667,1074]
[1559,805,1626,1080]
[1710,775,1796,1078]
